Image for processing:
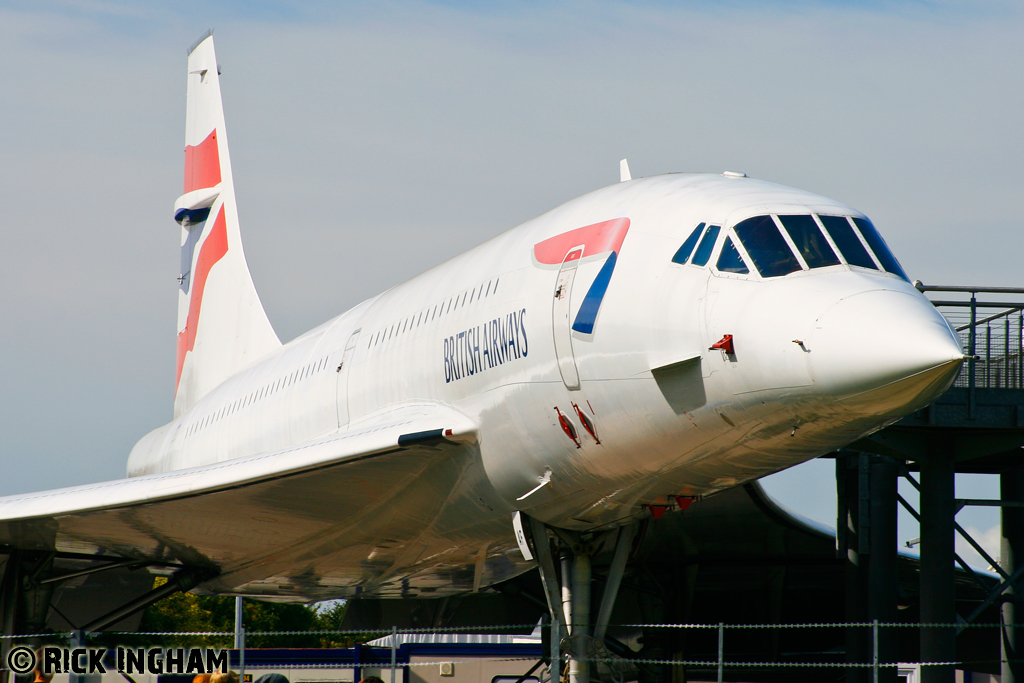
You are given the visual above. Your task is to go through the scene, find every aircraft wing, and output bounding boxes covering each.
[0,404,479,598]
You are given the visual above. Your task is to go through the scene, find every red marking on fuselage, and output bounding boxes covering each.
[710,334,735,355]
[572,402,600,444]
[175,207,228,394]
[555,407,581,449]
[533,217,630,265]
[184,129,222,193]
[673,495,695,511]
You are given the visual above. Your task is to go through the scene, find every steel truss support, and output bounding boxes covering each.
[900,458,1024,682]
[1002,467,1024,682]
[0,548,193,650]
[81,567,207,632]
[901,470,1024,632]
[523,515,638,683]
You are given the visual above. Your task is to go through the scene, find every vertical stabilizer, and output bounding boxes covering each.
[173,32,281,417]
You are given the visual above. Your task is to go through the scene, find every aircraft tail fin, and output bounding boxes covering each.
[173,32,281,418]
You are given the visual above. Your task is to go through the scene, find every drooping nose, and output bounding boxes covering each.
[807,289,964,407]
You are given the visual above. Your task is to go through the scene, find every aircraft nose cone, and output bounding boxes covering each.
[807,289,964,400]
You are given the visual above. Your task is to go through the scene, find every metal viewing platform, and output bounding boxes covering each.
[842,284,1024,683]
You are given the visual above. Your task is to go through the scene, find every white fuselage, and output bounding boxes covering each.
[127,173,962,597]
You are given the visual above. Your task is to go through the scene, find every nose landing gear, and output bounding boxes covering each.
[515,513,639,683]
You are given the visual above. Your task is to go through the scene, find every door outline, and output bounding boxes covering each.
[553,247,583,390]
[337,328,361,426]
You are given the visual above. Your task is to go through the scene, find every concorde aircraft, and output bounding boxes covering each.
[0,34,964,615]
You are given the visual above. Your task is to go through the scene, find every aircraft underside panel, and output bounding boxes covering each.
[0,406,530,601]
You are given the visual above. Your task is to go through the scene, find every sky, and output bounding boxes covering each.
[1,1,1022,569]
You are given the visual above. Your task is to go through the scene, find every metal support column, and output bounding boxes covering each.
[839,453,899,683]
[839,453,869,683]
[561,550,573,643]
[869,457,899,683]
[570,549,591,683]
[1002,467,1024,682]
[920,447,956,683]
[0,551,21,683]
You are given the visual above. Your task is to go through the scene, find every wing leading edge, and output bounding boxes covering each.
[0,405,484,599]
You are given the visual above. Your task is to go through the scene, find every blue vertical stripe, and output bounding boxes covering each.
[572,252,617,334]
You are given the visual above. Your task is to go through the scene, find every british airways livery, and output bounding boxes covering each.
[0,33,962,627]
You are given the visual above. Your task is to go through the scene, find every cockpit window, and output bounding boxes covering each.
[818,215,877,269]
[716,237,749,274]
[777,215,840,269]
[853,217,909,280]
[672,223,705,264]
[733,215,802,278]
[691,225,721,267]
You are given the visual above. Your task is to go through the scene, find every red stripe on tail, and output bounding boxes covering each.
[183,129,222,193]
[175,207,229,394]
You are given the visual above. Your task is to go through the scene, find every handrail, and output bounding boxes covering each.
[916,283,1024,295]
[921,285,1024,395]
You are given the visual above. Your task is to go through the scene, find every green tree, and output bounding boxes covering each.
[121,579,354,648]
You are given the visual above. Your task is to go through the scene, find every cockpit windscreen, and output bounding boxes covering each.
[716,237,749,274]
[853,217,909,281]
[817,215,877,270]
[732,215,802,278]
[673,212,908,281]
[777,215,840,269]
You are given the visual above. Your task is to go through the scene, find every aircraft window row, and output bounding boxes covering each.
[184,355,332,438]
[691,224,721,267]
[366,277,501,352]
[672,214,907,281]
[671,223,705,264]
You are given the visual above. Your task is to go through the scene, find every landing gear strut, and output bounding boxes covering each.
[517,513,639,683]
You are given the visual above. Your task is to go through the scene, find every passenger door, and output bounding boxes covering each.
[336,328,361,427]
[553,248,583,390]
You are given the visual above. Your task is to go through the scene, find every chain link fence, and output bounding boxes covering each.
[1,621,1018,683]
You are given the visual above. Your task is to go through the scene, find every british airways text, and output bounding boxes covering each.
[444,308,528,383]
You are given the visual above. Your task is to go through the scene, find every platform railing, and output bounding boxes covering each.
[916,284,1024,401]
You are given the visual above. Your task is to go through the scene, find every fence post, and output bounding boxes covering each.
[390,625,397,683]
[1004,316,1010,389]
[234,596,243,649]
[986,324,992,388]
[717,623,724,683]
[239,627,245,683]
[968,293,977,417]
[872,619,879,683]
[1018,312,1022,388]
